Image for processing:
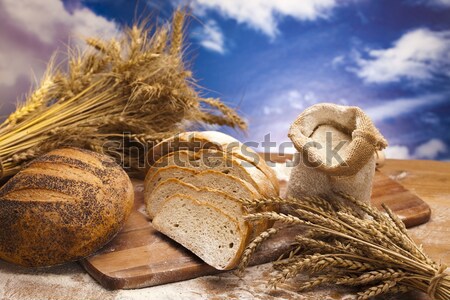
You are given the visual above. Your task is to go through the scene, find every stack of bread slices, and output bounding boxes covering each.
[144,131,279,270]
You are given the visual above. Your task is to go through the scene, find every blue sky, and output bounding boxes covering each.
[1,0,449,160]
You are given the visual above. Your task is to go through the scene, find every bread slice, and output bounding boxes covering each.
[146,177,270,241]
[147,149,277,197]
[146,178,249,224]
[147,131,279,194]
[152,194,246,270]
[148,176,271,236]
[144,166,261,200]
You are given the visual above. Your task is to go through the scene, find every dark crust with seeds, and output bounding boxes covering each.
[0,147,134,267]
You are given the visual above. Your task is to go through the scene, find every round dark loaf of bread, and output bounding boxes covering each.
[0,148,134,267]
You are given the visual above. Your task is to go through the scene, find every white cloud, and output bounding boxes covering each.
[337,98,349,105]
[286,90,304,110]
[189,0,337,38]
[354,28,450,83]
[2,0,117,44]
[420,112,441,125]
[409,0,450,8]
[261,89,322,116]
[263,106,283,115]
[384,139,447,160]
[429,0,450,6]
[385,145,411,159]
[0,0,117,87]
[331,55,345,68]
[295,90,319,107]
[414,138,447,159]
[253,88,322,148]
[365,93,446,122]
[194,19,225,54]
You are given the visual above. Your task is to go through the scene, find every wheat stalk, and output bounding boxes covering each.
[239,194,450,300]
[0,10,246,180]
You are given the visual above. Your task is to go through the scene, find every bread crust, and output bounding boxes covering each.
[145,132,280,270]
[146,149,277,197]
[145,171,270,253]
[146,178,247,220]
[147,131,280,194]
[146,178,270,245]
[144,165,261,199]
[152,194,247,270]
[150,179,251,237]
[0,147,134,267]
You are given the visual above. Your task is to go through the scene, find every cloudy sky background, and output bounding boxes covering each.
[1,0,449,160]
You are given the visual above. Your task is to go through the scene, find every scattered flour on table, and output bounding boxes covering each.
[0,261,117,300]
[137,204,147,216]
[270,161,293,182]
[114,263,355,300]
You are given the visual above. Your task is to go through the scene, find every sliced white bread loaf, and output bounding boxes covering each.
[144,165,261,200]
[145,132,280,270]
[147,131,279,194]
[147,178,270,242]
[147,178,249,231]
[147,149,277,197]
[152,194,246,270]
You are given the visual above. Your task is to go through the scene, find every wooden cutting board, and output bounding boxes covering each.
[81,171,431,290]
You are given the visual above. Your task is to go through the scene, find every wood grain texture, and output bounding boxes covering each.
[81,168,431,290]
[381,160,450,266]
[1,159,448,300]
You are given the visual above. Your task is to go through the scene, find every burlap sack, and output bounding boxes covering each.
[286,103,387,203]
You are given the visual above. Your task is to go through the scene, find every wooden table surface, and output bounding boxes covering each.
[0,159,448,300]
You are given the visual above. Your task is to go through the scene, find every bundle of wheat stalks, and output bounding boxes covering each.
[0,10,245,180]
[238,193,449,300]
